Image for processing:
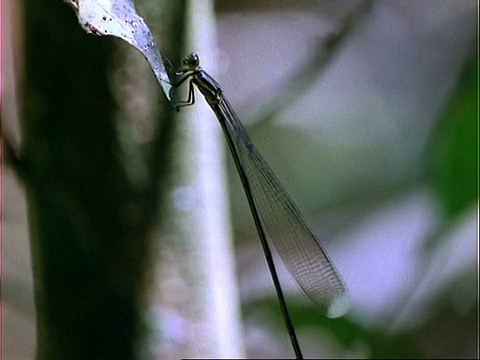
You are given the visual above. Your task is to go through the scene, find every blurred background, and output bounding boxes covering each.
[3,0,477,359]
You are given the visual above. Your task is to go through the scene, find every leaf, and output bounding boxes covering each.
[430,52,478,219]
[65,0,173,101]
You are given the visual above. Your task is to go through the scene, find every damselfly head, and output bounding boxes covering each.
[178,52,200,73]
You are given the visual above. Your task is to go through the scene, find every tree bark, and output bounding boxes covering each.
[19,0,184,358]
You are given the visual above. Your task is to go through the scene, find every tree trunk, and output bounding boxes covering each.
[20,0,183,358]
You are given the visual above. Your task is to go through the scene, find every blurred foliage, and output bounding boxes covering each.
[246,48,478,360]
[429,50,478,219]
[248,298,424,358]
[252,290,477,358]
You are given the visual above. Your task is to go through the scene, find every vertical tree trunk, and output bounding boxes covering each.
[19,0,244,358]
[146,1,246,358]
[20,0,183,358]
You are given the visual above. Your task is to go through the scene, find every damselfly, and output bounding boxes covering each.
[170,53,348,359]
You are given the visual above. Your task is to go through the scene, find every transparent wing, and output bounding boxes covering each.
[216,98,349,317]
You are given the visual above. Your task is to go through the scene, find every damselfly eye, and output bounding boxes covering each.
[178,53,200,73]
[186,52,200,67]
